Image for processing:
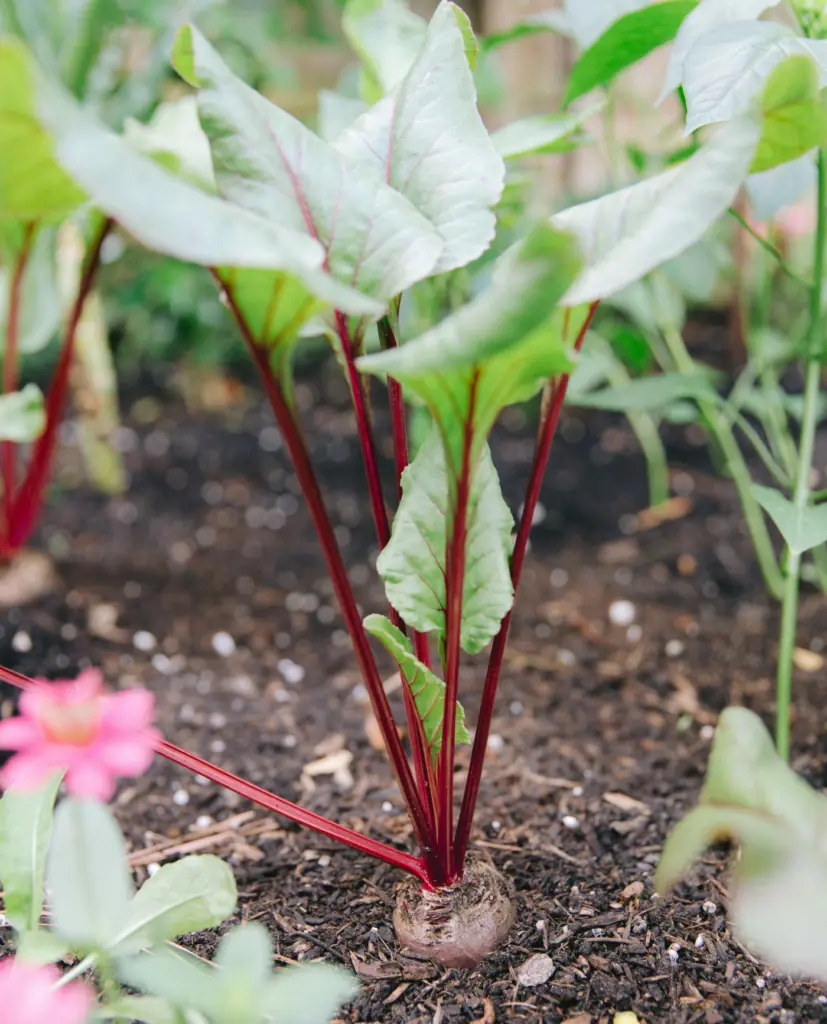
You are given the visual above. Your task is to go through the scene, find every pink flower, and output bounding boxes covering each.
[0,668,161,801]
[0,958,93,1024]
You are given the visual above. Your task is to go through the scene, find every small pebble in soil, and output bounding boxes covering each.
[11,631,32,653]
[381,801,393,813]
[147,863,160,876]
[516,953,554,987]
[318,855,331,868]
[487,734,504,752]
[210,739,226,754]
[756,977,766,989]
[558,648,576,666]
[626,624,643,643]
[212,632,236,656]
[667,943,681,964]
[550,568,568,588]
[510,700,524,715]
[195,815,213,828]
[695,934,705,948]
[209,713,227,729]
[173,789,190,806]
[133,631,157,652]
[490,821,501,832]
[703,900,717,915]
[609,600,636,626]
[665,639,685,657]
[277,658,305,685]
[572,785,584,797]
[562,814,580,830]
[700,725,715,742]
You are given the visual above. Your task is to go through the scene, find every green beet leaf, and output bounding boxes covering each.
[656,707,827,983]
[0,226,62,356]
[553,116,760,304]
[681,21,827,133]
[335,2,504,274]
[492,105,600,161]
[564,1,696,106]
[359,224,580,479]
[364,614,470,761]
[113,855,237,955]
[97,995,184,1024]
[375,427,514,654]
[0,772,60,932]
[47,798,135,952]
[120,923,358,1024]
[752,483,827,555]
[568,371,716,411]
[0,384,45,443]
[342,0,428,100]
[751,56,827,174]
[172,25,443,303]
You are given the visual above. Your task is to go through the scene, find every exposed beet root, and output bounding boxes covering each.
[0,549,57,608]
[393,855,515,968]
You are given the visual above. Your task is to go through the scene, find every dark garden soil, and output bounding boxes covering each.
[2,355,827,1024]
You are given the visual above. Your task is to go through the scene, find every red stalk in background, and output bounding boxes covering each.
[453,302,600,866]
[438,373,479,880]
[0,664,430,884]
[219,283,444,883]
[8,219,112,550]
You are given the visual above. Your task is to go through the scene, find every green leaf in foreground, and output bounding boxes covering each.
[365,614,471,762]
[358,224,580,477]
[342,0,428,98]
[0,773,60,932]
[47,798,135,951]
[553,117,760,304]
[0,384,45,442]
[120,922,358,1024]
[752,56,827,174]
[375,428,514,653]
[656,707,827,983]
[752,483,827,555]
[565,1,696,106]
[114,855,237,955]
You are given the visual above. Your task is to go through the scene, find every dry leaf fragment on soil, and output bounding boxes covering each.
[793,647,825,673]
[516,953,554,987]
[470,997,496,1024]
[620,880,644,902]
[300,749,353,791]
[613,1014,644,1024]
[603,792,650,814]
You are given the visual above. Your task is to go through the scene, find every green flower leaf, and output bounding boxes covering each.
[375,427,514,654]
[752,483,827,555]
[47,798,135,952]
[113,855,237,955]
[0,383,45,442]
[336,2,504,274]
[564,1,696,106]
[172,25,442,303]
[0,772,60,932]
[364,614,470,761]
[751,56,827,174]
[359,224,580,478]
[553,117,760,304]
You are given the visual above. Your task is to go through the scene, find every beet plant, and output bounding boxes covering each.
[0,0,816,969]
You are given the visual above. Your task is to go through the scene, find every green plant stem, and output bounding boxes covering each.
[661,322,785,599]
[728,208,810,289]
[54,953,97,988]
[775,147,827,758]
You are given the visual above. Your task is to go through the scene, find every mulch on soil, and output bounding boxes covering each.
[1,362,826,1023]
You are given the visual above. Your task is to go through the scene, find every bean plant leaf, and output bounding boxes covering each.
[568,371,716,410]
[564,1,696,106]
[97,995,183,1024]
[14,928,69,965]
[341,0,428,99]
[120,924,358,1024]
[0,384,45,442]
[374,427,513,654]
[317,90,368,142]
[113,855,237,955]
[364,614,471,760]
[563,0,655,49]
[751,56,827,174]
[0,772,60,932]
[656,707,827,982]
[47,798,135,951]
[553,116,760,304]
[681,21,827,133]
[172,25,442,303]
[359,224,580,477]
[481,11,571,52]
[661,0,777,101]
[335,2,504,274]
[752,483,827,554]
[492,105,600,160]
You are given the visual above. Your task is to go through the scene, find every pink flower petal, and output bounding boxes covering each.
[0,752,62,792]
[101,688,155,732]
[64,757,116,801]
[0,715,43,750]
[0,959,93,1024]
[96,732,159,776]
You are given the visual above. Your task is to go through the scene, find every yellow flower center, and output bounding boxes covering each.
[38,699,102,746]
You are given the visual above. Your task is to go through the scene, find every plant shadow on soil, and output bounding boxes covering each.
[1,356,826,1024]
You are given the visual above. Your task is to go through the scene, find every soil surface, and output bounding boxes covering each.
[2,358,827,1024]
